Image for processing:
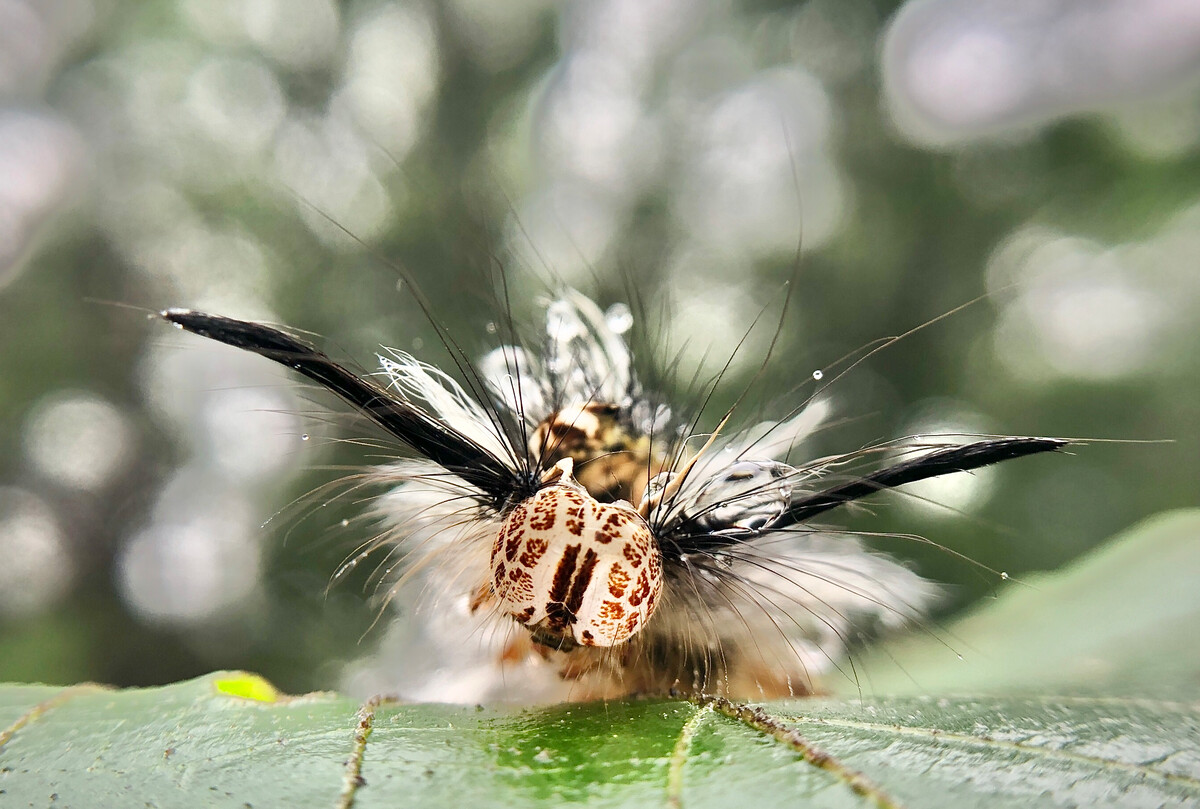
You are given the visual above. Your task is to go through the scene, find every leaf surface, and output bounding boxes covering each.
[843,509,1200,698]
[3,512,1199,808]
[2,673,1198,808]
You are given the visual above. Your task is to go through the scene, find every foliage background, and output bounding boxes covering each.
[0,0,1197,696]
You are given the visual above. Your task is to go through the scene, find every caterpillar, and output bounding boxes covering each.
[161,288,1067,702]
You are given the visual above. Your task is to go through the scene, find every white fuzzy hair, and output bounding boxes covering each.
[339,291,941,703]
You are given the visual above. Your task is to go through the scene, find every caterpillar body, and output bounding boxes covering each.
[162,290,1066,701]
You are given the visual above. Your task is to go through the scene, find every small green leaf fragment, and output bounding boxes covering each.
[213,672,280,702]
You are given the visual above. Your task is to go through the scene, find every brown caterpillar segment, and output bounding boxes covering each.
[491,462,662,647]
[530,403,667,504]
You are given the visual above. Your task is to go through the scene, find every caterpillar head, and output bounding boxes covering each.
[490,459,663,649]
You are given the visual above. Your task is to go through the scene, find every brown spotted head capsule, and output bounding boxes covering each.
[490,459,663,648]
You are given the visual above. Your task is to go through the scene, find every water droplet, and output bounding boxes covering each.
[811,369,824,381]
[301,434,309,441]
[485,321,497,334]
[341,519,349,527]
[1000,571,1009,580]
[412,337,424,350]
[605,303,634,334]
[395,279,405,292]
[956,653,965,661]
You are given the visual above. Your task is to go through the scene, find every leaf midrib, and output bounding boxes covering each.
[778,711,1200,790]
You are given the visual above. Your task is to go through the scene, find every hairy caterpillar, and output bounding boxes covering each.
[161,288,1067,702]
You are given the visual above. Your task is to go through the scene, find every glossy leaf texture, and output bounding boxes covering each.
[1,510,1198,809]
[2,674,1198,808]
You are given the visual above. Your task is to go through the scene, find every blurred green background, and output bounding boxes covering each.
[0,0,1197,696]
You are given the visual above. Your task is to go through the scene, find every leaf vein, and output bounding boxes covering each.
[666,703,709,809]
[696,696,905,809]
[785,715,1200,791]
[0,684,109,752]
[336,694,402,809]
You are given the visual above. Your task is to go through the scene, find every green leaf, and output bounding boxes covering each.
[2,511,1198,807]
[842,509,1200,699]
[2,672,1198,808]
[0,674,356,808]
[213,673,282,703]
